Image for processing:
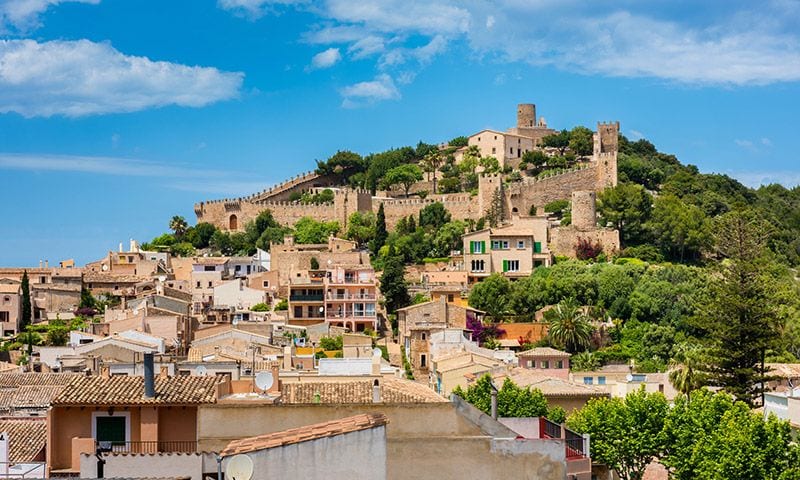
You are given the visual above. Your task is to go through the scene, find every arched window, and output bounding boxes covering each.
[229,214,238,230]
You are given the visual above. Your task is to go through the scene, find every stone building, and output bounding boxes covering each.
[462,215,552,282]
[193,105,619,235]
[549,191,620,258]
[0,267,82,322]
[0,279,21,336]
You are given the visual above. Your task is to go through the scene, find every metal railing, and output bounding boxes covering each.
[540,417,561,439]
[289,294,324,301]
[565,429,586,458]
[326,293,376,300]
[96,440,198,454]
[0,461,46,479]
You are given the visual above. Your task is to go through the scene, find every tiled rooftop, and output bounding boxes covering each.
[279,377,446,404]
[0,418,46,463]
[0,373,79,387]
[11,385,65,408]
[220,413,388,456]
[518,347,570,357]
[52,375,219,406]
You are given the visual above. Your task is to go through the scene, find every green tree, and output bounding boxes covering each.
[315,150,364,176]
[544,298,593,353]
[169,215,188,239]
[421,150,443,193]
[696,211,782,406]
[468,274,511,320]
[521,150,548,170]
[541,129,570,155]
[598,184,653,247]
[453,374,549,417]
[381,164,423,197]
[189,222,218,249]
[20,271,31,330]
[668,345,706,401]
[380,244,410,314]
[78,285,96,310]
[661,389,796,480]
[371,203,388,254]
[567,387,669,480]
[293,217,340,244]
[568,126,594,156]
[345,211,375,248]
[419,202,451,230]
[448,136,468,147]
[430,221,466,257]
[45,318,69,346]
[648,195,710,262]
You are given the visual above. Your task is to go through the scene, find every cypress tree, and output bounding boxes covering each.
[20,271,31,329]
[372,203,387,253]
[379,244,410,314]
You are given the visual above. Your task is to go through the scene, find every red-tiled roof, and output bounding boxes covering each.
[52,375,219,406]
[0,418,46,462]
[279,378,445,404]
[220,413,387,456]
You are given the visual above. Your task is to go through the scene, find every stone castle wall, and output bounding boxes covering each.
[376,193,480,229]
[550,227,620,259]
[571,191,597,231]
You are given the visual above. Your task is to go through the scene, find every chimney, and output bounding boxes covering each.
[283,346,293,370]
[372,379,381,403]
[44,260,48,268]
[100,365,110,379]
[371,354,381,375]
[159,365,169,379]
[143,352,155,398]
[490,380,499,420]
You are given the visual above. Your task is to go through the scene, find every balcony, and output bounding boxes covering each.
[289,293,324,302]
[96,440,198,454]
[326,293,376,300]
[539,417,588,459]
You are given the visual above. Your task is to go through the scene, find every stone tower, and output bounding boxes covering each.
[517,104,536,128]
[594,121,619,189]
[571,191,597,231]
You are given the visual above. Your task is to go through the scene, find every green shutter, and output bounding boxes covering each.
[502,260,508,272]
[534,241,542,253]
[469,241,474,254]
[481,241,486,253]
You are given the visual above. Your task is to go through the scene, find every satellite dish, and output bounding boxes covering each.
[626,373,634,382]
[196,365,208,377]
[372,348,382,358]
[255,371,274,392]
[101,264,108,271]
[226,454,254,480]
[158,275,166,282]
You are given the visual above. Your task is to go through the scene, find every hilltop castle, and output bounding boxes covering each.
[194,105,619,232]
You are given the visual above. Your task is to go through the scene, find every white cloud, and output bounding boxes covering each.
[324,0,469,36]
[735,139,754,149]
[0,0,99,32]
[0,152,270,195]
[310,47,341,69]
[348,35,385,59]
[0,39,244,117]
[486,15,495,29]
[340,73,399,108]
[216,0,304,18]
[729,170,800,188]
[628,129,645,140]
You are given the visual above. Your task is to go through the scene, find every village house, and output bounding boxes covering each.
[189,257,230,315]
[288,266,378,332]
[396,297,483,379]
[462,215,552,283]
[46,354,223,476]
[0,267,82,322]
[270,236,369,292]
[84,240,171,279]
[0,279,21,336]
[518,347,571,380]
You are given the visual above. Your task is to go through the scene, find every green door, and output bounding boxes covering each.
[96,416,126,444]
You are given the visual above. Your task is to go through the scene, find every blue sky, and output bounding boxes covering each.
[0,0,799,266]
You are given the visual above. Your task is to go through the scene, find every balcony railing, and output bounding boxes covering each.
[540,417,562,439]
[565,429,586,459]
[290,294,324,301]
[326,293,376,300]
[96,440,198,454]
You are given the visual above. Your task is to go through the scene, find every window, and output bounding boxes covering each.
[556,360,564,369]
[0,312,8,322]
[491,240,509,250]
[491,147,496,154]
[469,241,485,254]
[204,266,215,272]
[510,147,513,154]
[494,135,497,140]
[235,265,241,272]
[517,240,525,249]
[533,241,542,253]
[196,281,201,288]
[262,281,269,287]
[503,260,520,272]
[448,294,454,302]
[366,303,376,316]
[421,332,426,340]
[541,360,550,369]
[583,377,594,385]
[420,354,427,368]
[517,148,521,157]
[93,411,130,445]
[354,303,365,316]
[207,281,212,288]
[527,360,533,368]
[598,376,606,385]
[631,374,646,383]
[470,260,485,272]
[39,276,46,284]
[294,306,302,318]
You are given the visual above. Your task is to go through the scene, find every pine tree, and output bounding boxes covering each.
[407,214,416,233]
[20,271,31,330]
[486,184,506,227]
[697,211,781,407]
[372,203,388,254]
[380,244,410,315]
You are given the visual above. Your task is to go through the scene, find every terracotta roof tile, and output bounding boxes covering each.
[279,378,445,404]
[12,385,65,408]
[51,375,219,406]
[518,347,570,357]
[0,418,47,463]
[0,373,79,387]
[220,413,387,456]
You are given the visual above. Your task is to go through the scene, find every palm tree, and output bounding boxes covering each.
[544,298,593,353]
[668,346,706,400]
[169,215,189,239]
[421,150,443,194]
